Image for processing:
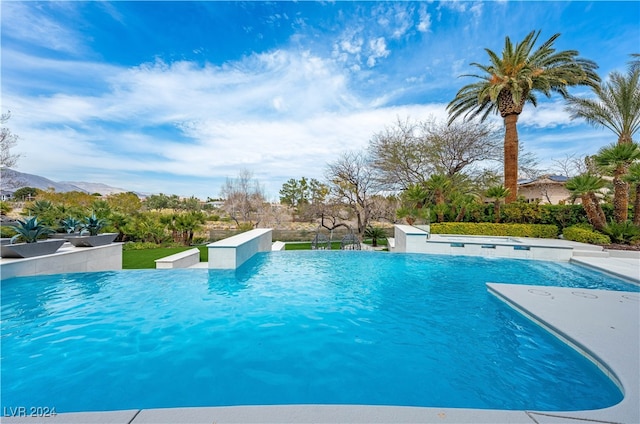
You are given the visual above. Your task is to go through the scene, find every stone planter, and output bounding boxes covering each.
[0,239,66,258]
[66,233,118,247]
[49,232,81,239]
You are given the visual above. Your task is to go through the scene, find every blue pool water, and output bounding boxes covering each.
[2,251,637,413]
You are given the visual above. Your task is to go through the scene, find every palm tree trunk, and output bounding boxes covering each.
[584,193,606,231]
[494,200,501,223]
[634,185,640,226]
[613,166,629,223]
[455,205,466,222]
[618,134,632,145]
[436,191,445,222]
[503,114,519,203]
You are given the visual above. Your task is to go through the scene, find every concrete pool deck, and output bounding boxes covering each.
[4,280,639,423]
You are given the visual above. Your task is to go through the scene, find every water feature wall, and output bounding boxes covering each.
[0,242,123,279]
[393,225,574,261]
[207,228,273,269]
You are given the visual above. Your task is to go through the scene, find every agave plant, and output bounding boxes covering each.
[60,217,82,234]
[10,216,54,243]
[80,214,107,236]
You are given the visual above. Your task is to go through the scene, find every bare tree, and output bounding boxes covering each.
[419,118,503,177]
[325,151,380,237]
[368,194,401,224]
[517,143,544,180]
[1,111,24,190]
[220,170,266,228]
[551,153,596,177]
[1,111,21,168]
[315,200,352,241]
[369,117,502,191]
[368,117,435,190]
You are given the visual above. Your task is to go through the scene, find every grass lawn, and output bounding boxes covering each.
[285,241,343,250]
[123,246,208,269]
[286,239,387,250]
[124,239,388,267]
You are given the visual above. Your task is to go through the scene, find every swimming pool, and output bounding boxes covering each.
[2,251,637,413]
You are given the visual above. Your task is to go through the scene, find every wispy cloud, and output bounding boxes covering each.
[5,45,445,197]
[1,2,87,55]
[417,4,432,33]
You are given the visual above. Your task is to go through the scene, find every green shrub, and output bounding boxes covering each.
[122,241,186,250]
[501,201,543,224]
[430,222,558,238]
[237,223,254,231]
[601,221,640,244]
[0,201,12,215]
[1,224,16,238]
[562,226,611,245]
[539,204,589,229]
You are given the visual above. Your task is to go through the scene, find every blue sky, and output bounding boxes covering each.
[2,1,639,200]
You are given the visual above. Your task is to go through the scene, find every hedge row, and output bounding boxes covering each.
[562,226,611,244]
[430,222,559,238]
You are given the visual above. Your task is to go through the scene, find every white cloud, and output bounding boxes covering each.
[367,37,390,68]
[340,38,363,55]
[417,5,432,33]
[518,101,575,129]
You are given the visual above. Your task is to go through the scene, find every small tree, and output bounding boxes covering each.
[566,174,607,231]
[1,111,21,169]
[279,177,328,221]
[12,187,39,201]
[364,226,387,247]
[220,170,266,228]
[624,162,640,225]
[425,174,452,222]
[594,142,640,223]
[486,185,510,223]
[325,151,379,237]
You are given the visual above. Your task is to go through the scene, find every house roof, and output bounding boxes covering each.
[518,175,569,186]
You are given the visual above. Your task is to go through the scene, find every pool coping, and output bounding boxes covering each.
[3,283,638,424]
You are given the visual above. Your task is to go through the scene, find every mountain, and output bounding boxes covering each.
[0,168,133,196]
[59,181,129,196]
[1,168,86,193]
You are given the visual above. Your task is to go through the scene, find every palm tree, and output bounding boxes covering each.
[565,174,607,231]
[624,162,640,225]
[566,64,640,145]
[425,174,452,222]
[403,183,430,209]
[398,183,430,225]
[364,226,387,247]
[447,30,599,203]
[594,142,640,222]
[630,53,640,72]
[485,185,510,223]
